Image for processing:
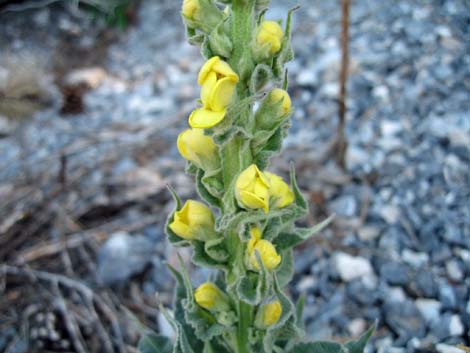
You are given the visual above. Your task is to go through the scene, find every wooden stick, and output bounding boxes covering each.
[336,0,350,170]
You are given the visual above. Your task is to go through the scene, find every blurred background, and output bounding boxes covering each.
[0,0,468,352]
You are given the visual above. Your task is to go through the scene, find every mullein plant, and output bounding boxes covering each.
[139,1,374,352]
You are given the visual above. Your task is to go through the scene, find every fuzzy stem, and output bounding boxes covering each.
[221,0,254,191]
[227,1,255,352]
[236,300,252,353]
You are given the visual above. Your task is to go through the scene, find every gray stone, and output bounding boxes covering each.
[97,232,155,285]
[380,262,410,286]
[439,284,458,310]
[384,299,426,344]
[430,313,464,340]
[408,270,438,298]
[329,195,358,217]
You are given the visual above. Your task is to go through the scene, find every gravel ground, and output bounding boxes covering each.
[0,0,469,352]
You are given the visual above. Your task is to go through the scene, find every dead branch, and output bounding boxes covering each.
[336,0,350,170]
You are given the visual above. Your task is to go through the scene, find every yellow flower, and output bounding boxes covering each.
[169,200,214,240]
[177,128,218,169]
[247,226,281,270]
[235,164,270,213]
[265,172,294,208]
[268,88,291,116]
[198,56,239,85]
[256,300,282,329]
[189,57,239,129]
[195,282,230,312]
[257,21,284,55]
[182,0,200,20]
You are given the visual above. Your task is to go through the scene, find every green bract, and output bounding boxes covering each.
[139,1,375,353]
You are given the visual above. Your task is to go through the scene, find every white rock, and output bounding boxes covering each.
[297,276,315,292]
[415,299,441,324]
[358,226,382,241]
[380,120,403,136]
[435,343,465,353]
[333,252,374,282]
[347,318,367,337]
[380,205,401,224]
[449,315,464,336]
[402,249,429,268]
[446,260,464,282]
[0,115,16,136]
[65,67,107,89]
[389,287,406,302]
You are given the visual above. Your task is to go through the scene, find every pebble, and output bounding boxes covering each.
[329,195,358,217]
[333,252,374,282]
[439,284,458,310]
[380,262,410,286]
[430,313,464,340]
[379,205,401,224]
[435,344,466,353]
[347,318,367,337]
[445,260,464,282]
[97,232,155,285]
[401,249,429,268]
[415,298,441,324]
[358,225,382,241]
[384,299,425,343]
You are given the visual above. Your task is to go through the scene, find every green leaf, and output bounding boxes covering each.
[344,322,376,353]
[170,255,226,342]
[287,342,348,353]
[204,237,230,262]
[201,35,214,59]
[196,169,222,208]
[295,294,306,332]
[290,164,308,210]
[165,188,192,248]
[237,268,270,305]
[250,64,273,93]
[274,215,335,251]
[192,241,227,270]
[209,18,233,58]
[263,217,285,242]
[276,249,294,288]
[166,263,204,353]
[138,333,173,353]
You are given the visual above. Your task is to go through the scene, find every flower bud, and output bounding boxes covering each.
[255,300,282,329]
[195,282,231,312]
[182,0,200,20]
[181,0,223,34]
[254,21,284,60]
[247,226,281,270]
[268,88,291,116]
[265,172,294,208]
[189,57,239,128]
[169,200,215,241]
[235,164,270,213]
[255,88,292,130]
[177,128,219,170]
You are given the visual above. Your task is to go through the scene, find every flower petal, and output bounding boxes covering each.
[189,107,226,128]
[209,77,237,111]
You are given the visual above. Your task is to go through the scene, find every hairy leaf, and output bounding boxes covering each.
[138,333,173,353]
